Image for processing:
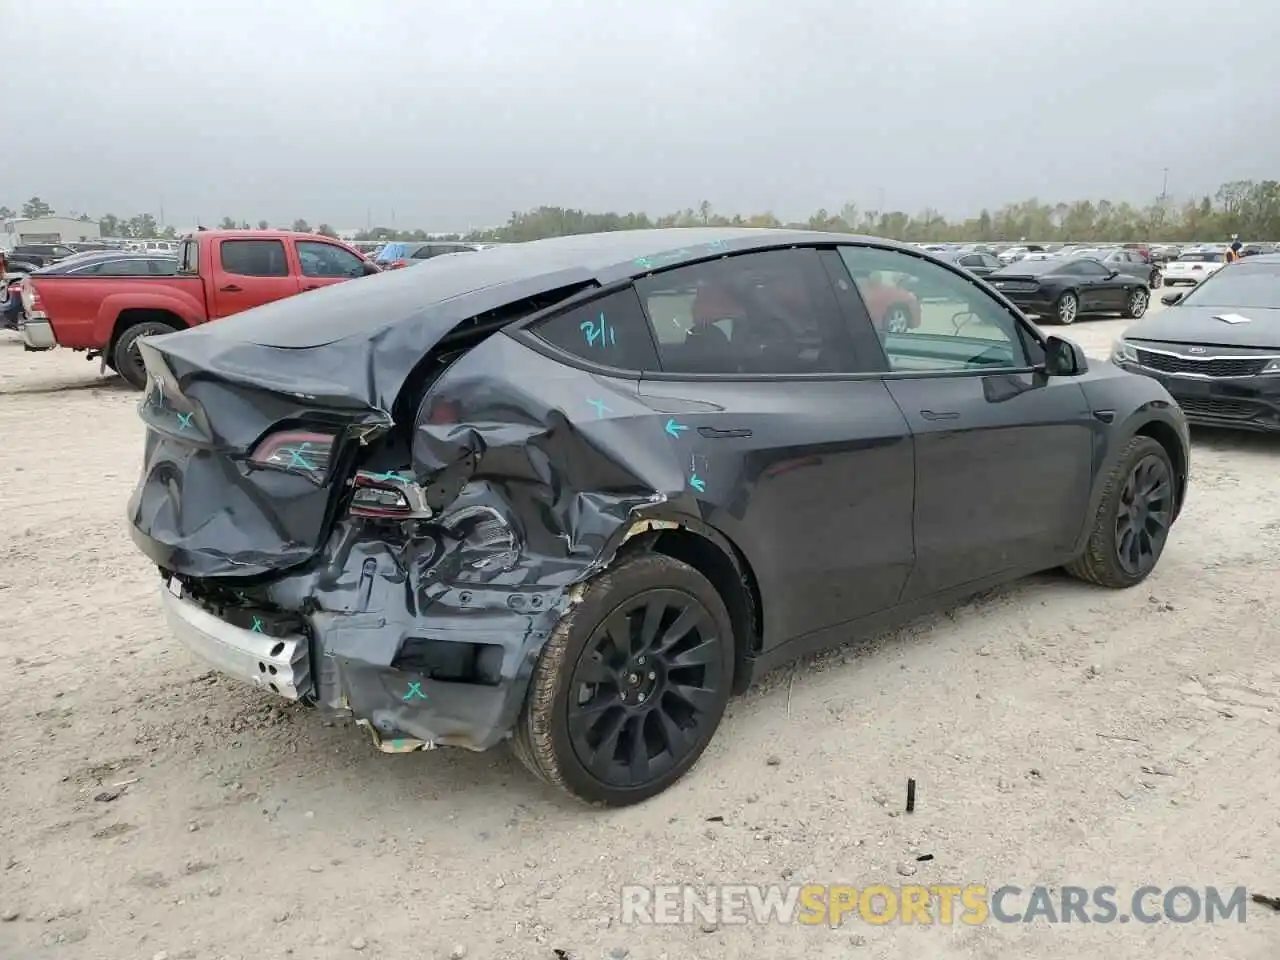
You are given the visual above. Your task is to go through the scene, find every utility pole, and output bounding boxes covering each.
[1159,168,1169,203]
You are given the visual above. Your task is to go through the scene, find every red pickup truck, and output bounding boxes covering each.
[21,230,379,388]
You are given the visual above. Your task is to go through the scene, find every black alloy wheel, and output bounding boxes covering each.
[1064,435,1176,588]
[1114,454,1173,578]
[565,588,724,789]
[511,553,734,805]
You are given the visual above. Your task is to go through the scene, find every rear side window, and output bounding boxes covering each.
[178,240,199,273]
[532,288,661,372]
[95,258,151,276]
[634,248,853,375]
[148,258,178,276]
[220,239,288,277]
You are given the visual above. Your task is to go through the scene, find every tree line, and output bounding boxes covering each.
[5,178,1278,244]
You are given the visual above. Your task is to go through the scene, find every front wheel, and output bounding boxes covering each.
[511,553,734,806]
[1122,287,1149,319]
[1064,436,1176,588]
[112,321,177,389]
[1055,290,1079,325]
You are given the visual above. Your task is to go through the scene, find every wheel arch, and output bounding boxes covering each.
[611,515,763,695]
[1132,417,1189,520]
[108,308,187,359]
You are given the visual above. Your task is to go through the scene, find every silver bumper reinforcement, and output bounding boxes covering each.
[160,587,313,700]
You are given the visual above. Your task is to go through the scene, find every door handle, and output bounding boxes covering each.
[302,285,319,290]
[219,284,242,293]
[698,426,752,439]
[920,409,959,421]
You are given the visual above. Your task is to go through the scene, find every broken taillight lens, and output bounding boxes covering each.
[249,430,336,482]
[350,482,412,517]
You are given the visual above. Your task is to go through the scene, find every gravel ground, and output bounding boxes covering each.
[2,306,1279,960]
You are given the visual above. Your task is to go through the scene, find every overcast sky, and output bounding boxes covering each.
[4,0,1277,232]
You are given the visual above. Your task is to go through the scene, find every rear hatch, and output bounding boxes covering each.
[127,253,597,579]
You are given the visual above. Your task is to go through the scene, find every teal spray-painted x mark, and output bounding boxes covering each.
[403,682,428,702]
[176,412,193,430]
[250,617,264,633]
[283,443,316,471]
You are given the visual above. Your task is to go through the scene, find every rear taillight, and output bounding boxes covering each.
[249,430,336,482]
[21,282,38,311]
[387,260,408,270]
[348,470,432,519]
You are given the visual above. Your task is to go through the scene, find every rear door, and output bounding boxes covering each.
[293,239,368,292]
[627,247,916,646]
[209,238,299,318]
[832,244,1094,600]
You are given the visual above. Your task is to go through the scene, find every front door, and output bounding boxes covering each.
[210,238,299,319]
[832,243,1096,600]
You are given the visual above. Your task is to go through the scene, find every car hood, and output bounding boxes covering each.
[1125,305,1280,349]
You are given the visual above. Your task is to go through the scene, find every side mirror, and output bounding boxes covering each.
[363,261,381,276]
[1106,269,1120,279]
[1044,335,1088,376]
[1161,291,1184,306]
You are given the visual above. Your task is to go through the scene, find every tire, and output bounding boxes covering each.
[1122,286,1149,320]
[883,304,912,334]
[112,320,177,389]
[1055,290,1079,325]
[1064,436,1176,589]
[510,552,735,806]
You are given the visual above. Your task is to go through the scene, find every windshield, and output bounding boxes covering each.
[376,242,409,261]
[1176,252,1220,262]
[1180,261,1280,308]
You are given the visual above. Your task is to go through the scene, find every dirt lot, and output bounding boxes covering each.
[2,311,1279,960]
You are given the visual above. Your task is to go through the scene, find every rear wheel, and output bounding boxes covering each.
[112,321,177,389]
[511,553,734,806]
[1064,436,1175,588]
[1122,287,1149,319]
[1055,290,1079,324]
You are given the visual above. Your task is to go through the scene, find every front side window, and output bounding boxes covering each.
[634,248,853,375]
[220,239,288,277]
[296,240,365,278]
[837,245,1032,373]
[1060,259,1109,276]
[532,288,661,372]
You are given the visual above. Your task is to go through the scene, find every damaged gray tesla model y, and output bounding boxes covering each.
[127,228,1190,805]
